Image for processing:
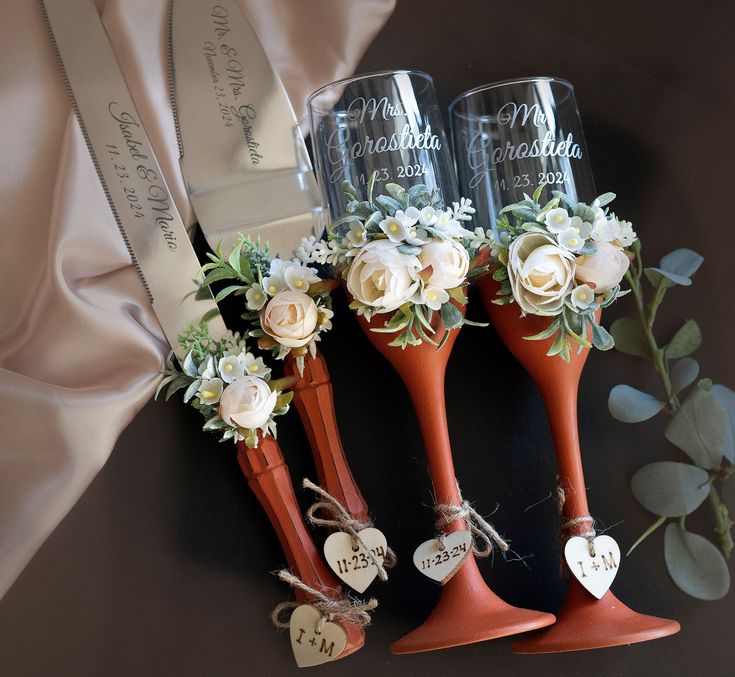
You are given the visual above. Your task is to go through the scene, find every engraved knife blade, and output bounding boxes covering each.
[41,0,227,362]
[169,0,323,258]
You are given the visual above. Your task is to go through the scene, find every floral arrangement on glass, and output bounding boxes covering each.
[475,185,637,360]
[304,173,485,348]
[156,236,338,447]
[156,326,293,448]
[607,245,734,601]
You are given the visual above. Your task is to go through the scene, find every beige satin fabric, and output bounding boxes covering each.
[0,0,394,601]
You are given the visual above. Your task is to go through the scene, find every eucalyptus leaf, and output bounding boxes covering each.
[631,461,710,516]
[644,267,693,288]
[608,384,664,423]
[664,524,730,600]
[376,195,402,215]
[595,192,616,207]
[665,319,702,359]
[551,190,578,209]
[660,248,704,280]
[711,384,735,463]
[610,317,650,357]
[573,203,597,223]
[591,322,614,351]
[665,385,728,469]
[385,182,407,204]
[182,351,198,377]
[670,358,700,394]
[440,302,463,330]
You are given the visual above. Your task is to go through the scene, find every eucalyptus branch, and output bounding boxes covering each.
[622,243,733,562]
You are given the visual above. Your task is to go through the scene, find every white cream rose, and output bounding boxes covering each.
[346,239,421,312]
[507,232,575,315]
[261,290,319,348]
[419,239,470,290]
[574,242,630,292]
[219,375,277,430]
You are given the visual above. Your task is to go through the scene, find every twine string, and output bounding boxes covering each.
[433,482,509,557]
[302,478,396,579]
[270,569,378,630]
[557,483,597,557]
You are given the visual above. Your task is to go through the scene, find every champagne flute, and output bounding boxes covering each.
[450,76,680,653]
[308,70,555,654]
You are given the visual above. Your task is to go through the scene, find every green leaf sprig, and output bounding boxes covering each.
[608,245,734,600]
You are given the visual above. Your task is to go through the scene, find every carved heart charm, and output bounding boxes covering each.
[323,528,388,593]
[564,535,621,599]
[289,604,347,668]
[413,530,472,584]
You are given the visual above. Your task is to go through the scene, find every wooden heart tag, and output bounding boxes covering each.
[289,604,347,668]
[564,535,621,599]
[413,530,472,584]
[323,528,388,593]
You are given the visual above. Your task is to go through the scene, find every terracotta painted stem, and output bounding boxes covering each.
[355,302,555,653]
[285,351,370,523]
[373,330,464,529]
[477,274,680,653]
[236,436,365,656]
[534,359,591,532]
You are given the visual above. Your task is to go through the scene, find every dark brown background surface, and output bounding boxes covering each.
[1,1,734,675]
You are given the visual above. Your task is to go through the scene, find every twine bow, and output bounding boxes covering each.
[270,569,378,631]
[433,482,509,557]
[302,478,396,580]
[557,483,597,557]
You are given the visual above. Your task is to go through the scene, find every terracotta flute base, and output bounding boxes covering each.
[477,274,679,653]
[237,436,365,659]
[355,303,555,654]
[284,351,370,523]
[392,556,555,654]
[513,582,680,654]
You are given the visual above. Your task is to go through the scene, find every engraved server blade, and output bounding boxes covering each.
[41,0,227,361]
[170,0,322,257]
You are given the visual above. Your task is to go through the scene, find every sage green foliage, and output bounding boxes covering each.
[156,325,293,447]
[494,185,621,361]
[609,244,733,599]
[331,173,482,349]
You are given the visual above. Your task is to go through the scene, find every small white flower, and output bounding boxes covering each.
[198,377,224,405]
[380,209,416,242]
[419,285,450,311]
[405,226,429,246]
[198,355,216,380]
[269,258,288,276]
[246,284,267,311]
[418,205,439,227]
[262,274,286,296]
[571,284,596,310]
[558,226,586,252]
[568,215,592,239]
[545,208,571,234]
[317,306,334,332]
[218,354,245,383]
[238,352,270,378]
[616,220,637,247]
[345,221,367,246]
[284,264,319,293]
[434,209,473,238]
[379,215,409,242]
[404,206,421,223]
[590,217,619,243]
